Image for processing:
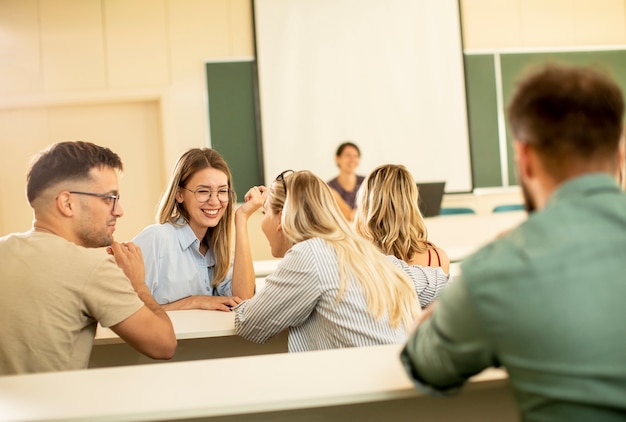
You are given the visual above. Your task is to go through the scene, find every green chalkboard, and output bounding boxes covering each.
[465,49,626,188]
[500,51,626,185]
[464,54,502,188]
[206,60,264,202]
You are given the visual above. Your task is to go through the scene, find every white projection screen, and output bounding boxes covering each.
[254,0,472,192]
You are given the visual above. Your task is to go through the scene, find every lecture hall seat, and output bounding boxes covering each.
[439,207,477,215]
[492,204,525,213]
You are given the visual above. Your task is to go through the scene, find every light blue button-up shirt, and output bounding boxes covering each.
[133,222,233,304]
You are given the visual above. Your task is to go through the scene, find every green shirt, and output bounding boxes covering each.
[401,174,626,422]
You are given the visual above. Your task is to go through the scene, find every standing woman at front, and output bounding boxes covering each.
[133,148,265,310]
[327,142,365,221]
[234,170,420,352]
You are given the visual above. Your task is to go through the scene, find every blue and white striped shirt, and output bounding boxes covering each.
[234,237,448,352]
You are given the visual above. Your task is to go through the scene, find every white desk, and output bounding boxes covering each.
[90,289,288,368]
[94,277,269,344]
[94,309,241,345]
[254,259,280,276]
[1,344,517,422]
[425,211,527,262]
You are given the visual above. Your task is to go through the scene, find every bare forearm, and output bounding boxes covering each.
[161,295,240,311]
[232,212,256,299]
[160,296,196,311]
[132,282,171,321]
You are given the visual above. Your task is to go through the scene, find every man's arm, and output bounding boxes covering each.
[108,242,177,359]
[400,276,495,395]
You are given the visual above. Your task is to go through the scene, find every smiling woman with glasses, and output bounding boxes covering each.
[132,147,266,311]
[234,170,424,352]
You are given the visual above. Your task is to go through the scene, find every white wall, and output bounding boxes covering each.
[255,0,472,192]
[459,0,626,50]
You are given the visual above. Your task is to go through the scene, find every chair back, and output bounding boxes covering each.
[492,204,525,213]
[439,207,476,215]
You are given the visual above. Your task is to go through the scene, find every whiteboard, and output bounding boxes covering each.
[254,0,472,192]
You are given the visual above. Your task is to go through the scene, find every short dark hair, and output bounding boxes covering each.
[336,141,361,157]
[507,63,624,179]
[26,141,123,204]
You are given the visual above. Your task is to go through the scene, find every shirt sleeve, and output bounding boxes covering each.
[82,256,144,328]
[234,244,321,343]
[386,255,449,309]
[399,275,496,396]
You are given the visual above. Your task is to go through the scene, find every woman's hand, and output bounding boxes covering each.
[162,295,243,311]
[236,185,267,219]
[107,241,146,290]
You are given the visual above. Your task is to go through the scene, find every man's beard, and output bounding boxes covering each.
[520,178,536,214]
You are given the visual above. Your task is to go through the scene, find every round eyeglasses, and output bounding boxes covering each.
[183,187,232,203]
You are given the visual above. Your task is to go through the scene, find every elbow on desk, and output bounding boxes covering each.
[145,335,178,360]
[233,308,275,344]
[234,322,272,344]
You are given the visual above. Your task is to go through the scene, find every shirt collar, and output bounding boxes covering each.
[173,219,216,265]
[545,173,621,210]
[174,222,199,251]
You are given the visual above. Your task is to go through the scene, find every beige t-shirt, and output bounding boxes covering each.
[0,231,144,375]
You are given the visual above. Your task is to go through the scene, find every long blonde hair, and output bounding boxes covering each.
[267,170,420,328]
[157,148,234,286]
[354,164,432,262]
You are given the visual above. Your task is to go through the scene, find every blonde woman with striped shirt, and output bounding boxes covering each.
[234,170,424,352]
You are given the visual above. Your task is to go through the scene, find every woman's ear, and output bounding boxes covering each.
[175,188,184,203]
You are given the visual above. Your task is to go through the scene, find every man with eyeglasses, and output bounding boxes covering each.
[0,141,177,375]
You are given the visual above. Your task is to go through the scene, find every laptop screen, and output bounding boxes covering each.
[416,181,446,218]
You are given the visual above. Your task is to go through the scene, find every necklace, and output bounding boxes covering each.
[32,226,58,236]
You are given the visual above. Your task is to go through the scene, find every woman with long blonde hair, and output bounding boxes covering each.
[133,148,265,310]
[234,170,422,352]
[354,164,449,308]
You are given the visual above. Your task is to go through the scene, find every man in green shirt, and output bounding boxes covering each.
[401,64,626,421]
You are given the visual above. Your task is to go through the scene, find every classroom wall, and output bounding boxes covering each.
[0,0,254,240]
[1,0,625,246]
[459,0,626,50]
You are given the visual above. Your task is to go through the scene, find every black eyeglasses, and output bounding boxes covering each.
[69,191,121,212]
[183,187,231,203]
[276,170,294,195]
